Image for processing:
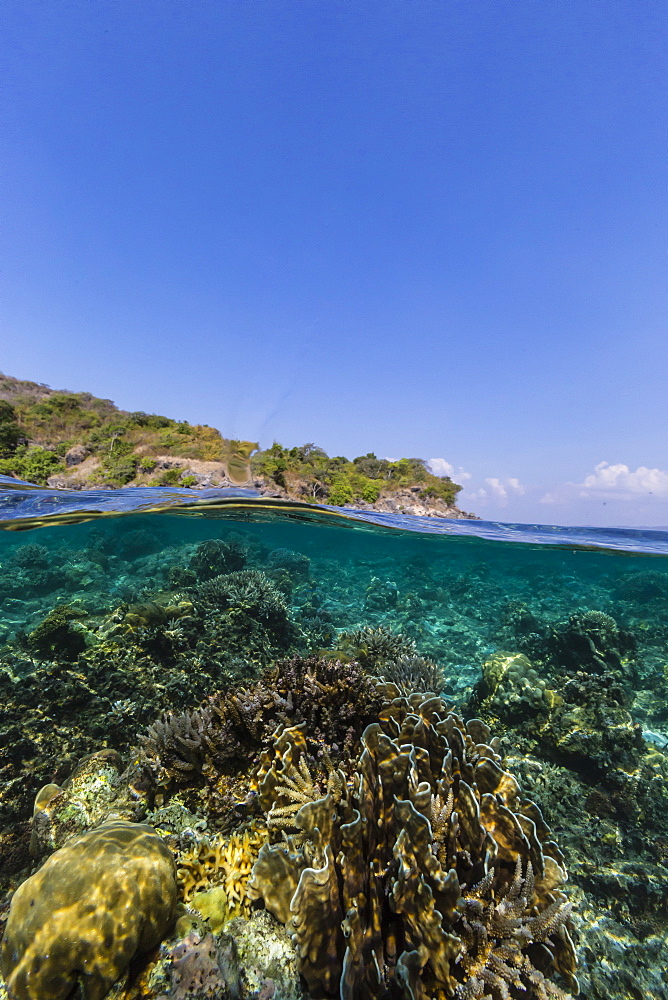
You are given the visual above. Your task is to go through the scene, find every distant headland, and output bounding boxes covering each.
[0,373,475,519]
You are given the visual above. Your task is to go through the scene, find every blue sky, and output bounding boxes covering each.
[2,1,666,525]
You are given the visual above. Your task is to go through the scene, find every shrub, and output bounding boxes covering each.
[159,468,183,485]
[328,474,354,506]
[0,445,65,485]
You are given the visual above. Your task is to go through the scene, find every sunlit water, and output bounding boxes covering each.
[0,482,667,999]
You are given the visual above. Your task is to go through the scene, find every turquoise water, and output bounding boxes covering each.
[0,484,667,1000]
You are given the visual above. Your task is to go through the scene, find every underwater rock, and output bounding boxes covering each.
[1,820,177,1000]
[155,930,236,999]
[225,910,304,1000]
[149,911,304,1000]
[249,689,577,1000]
[29,748,126,857]
[189,538,247,581]
[547,610,636,681]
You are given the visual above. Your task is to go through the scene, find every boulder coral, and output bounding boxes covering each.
[248,688,578,1000]
[1,820,177,1000]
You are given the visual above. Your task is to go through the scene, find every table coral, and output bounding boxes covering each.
[1,820,177,1000]
[248,689,578,1000]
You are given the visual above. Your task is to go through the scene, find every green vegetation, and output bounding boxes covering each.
[0,375,463,507]
[0,445,65,485]
[251,444,462,506]
[0,374,223,486]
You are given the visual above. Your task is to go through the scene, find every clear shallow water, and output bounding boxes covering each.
[0,483,667,1000]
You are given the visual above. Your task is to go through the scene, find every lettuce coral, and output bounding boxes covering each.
[248,688,578,1000]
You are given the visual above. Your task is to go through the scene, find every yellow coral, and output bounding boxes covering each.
[176,822,267,921]
[1,820,177,1000]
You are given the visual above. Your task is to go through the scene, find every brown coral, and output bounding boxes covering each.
[248,689,577,1000]
[1,820,177,1000]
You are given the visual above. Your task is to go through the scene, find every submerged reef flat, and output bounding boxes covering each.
[0,515,667,999]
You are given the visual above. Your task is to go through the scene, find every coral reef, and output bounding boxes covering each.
[545,611,637,681]
[378,653,446,696]
[29,748,126,857]
[177,823,267,916]
[189,538,247,581]
[249,688,577,1000]
[474,651,561,722]
[24,604,88,659]
[194,569,297,660]
[1,820,177,1000]
[1,514,668,1000]
[335,625,417,669]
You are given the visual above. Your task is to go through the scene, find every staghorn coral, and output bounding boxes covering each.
[194,569,296,659]
[8,543,50,569]
[138,656,386,803]
[248,689,577,1000]
[140,708,217,787]
[197,569,285,616]
[1,820,177,1000]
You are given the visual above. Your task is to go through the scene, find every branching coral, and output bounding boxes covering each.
[138,656,386,798]
[379,653,446,696]
[176,822,267,920]
[193,569,297,659]
[197,570,286,618]
[248,689,577,1000]
[140,708,216,786]
[336,625,417,669]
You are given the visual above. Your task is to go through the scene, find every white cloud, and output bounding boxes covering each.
[482,477,526,502]
[428,458,472,481]
[462,476,526,507]
[581,462,668,497]
[541,462,668,504]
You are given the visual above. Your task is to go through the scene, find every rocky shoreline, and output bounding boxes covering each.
[43,451,478,518]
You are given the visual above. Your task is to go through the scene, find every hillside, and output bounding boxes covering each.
[0,374,475,518]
